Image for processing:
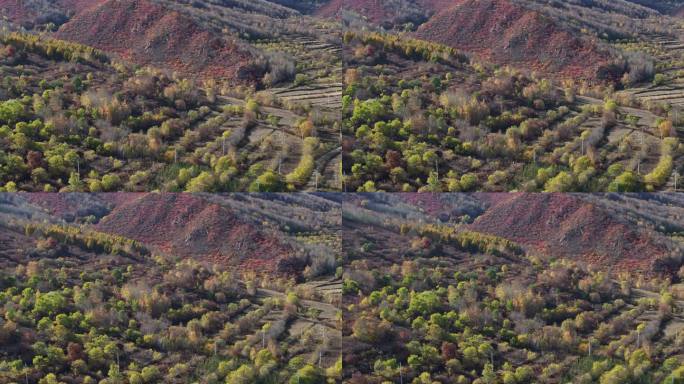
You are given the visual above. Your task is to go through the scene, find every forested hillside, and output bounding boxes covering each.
[0,0,342,192]
[0,193,342,383]
[343,193,684,383]
[339,0,684,192]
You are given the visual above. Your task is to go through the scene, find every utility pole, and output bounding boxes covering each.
[673,107,679,125]
[399,362,403,384]
[675,171,679,192]
[342,171,347,192]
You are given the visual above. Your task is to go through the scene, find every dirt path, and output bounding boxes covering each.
[213,95,340,189]
[256,287,339,324]
[576,95,667,175]
[255,284,342,367]
[631,286,684,339]
[305,146,341,191]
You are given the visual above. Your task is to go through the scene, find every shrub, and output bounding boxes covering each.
[608,171,641,192]
[544,171,573,192]
[101,174,121,191]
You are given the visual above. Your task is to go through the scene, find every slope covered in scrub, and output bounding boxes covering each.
[95,194,297,273]
[0,193,342,383]
[315,0,427,26]
[55,0,259,82]
[470,193,676,274]
[342,192,684,383]
[414,0,615,81]
[0,0,106,28]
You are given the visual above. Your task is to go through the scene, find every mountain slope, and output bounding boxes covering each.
[0,0,105,27]
[469,193,677,274]
[628,0,684,14]
[95,194,297,273]
[22,193,141,222]
[54,0,260,81]
[414,0,615,81]
[315,0,427,26]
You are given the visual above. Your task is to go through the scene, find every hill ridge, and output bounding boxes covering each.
[54,0,260,81]
[95,194,297,273]
[469,193,675,274]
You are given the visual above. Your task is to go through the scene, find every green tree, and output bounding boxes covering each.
[544,171,574,192]
[248,171,285,192]
[101,174,121,191]
[374,358,399,379]
[140,366,160,382]
[460,173,478,191]
[608,171,641,192]
[185,171,215,192]
[599,365,629,384]
[664,365,684,383]
[409,291,441,316]
[481,363,497,384]
[0,99,24,123]
[33,291,67,317]
[289,365,324,384]
[226,364,256,384]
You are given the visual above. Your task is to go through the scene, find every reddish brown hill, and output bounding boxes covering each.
[23,193,141,220]
[400,193,450,216]
[469,193,673,274]
[316,0,391,22]
[55,0,259,81]
[0,0,37,24]
[0,0,105,26]
[56,0,107,13]
[95,194,295,273]
[416,0,464,12]
[414,0,614,81]
[315,0,463,21]
[316,0,426,25]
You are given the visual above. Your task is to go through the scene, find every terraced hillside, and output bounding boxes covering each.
[316,0,428,27]
[54,0,260,83]
[342,27,684,192]
[413,0,620,82]
[251,23,343,190]
[0,0,342,192]
[325,0,671,78]
[326,0,684,193]
[342,193,684,383]
[0,193,342,383]
[616,27,684,108]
